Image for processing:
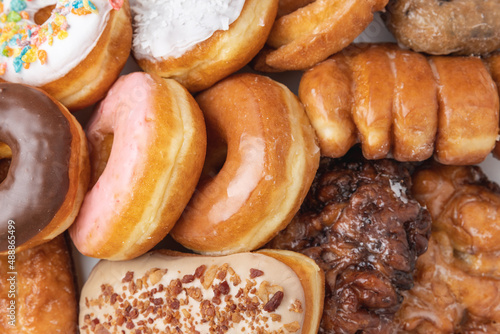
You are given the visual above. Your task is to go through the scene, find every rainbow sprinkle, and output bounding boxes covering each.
[0,0,99,74]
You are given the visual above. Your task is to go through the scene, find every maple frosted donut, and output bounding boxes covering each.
[0,0,132,110]
[70,72,206,261]
[0,83,89,253]
[79,249,324,334]
[171,73,320,255]
[130,0,278,92]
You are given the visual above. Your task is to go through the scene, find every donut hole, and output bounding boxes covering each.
[200,138,227,182]
[34,5,56,25]
[0,142,12,183]
[89,134,114,187]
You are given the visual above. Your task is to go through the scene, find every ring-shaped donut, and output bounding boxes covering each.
[130,0,278,92]
[252,0,388,72]
[384,0,500,56]
[0,83,89,253]
[171,73,320,255]
[0,0,132,110]
[70,72,206,261]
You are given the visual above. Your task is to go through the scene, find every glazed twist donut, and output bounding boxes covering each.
[130,0,278,92]
[0,83,89,253]
[299,43,500,165]
[70,72,206,261]
[252,0,388,72]
[384,0,500,56]
[0,0,132,110]
[79,249,324,334]
[170,73,320,255]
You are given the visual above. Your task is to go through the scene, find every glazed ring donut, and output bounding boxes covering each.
[130,0,278,92]
[299,43,500,164]
[0,0,132,110]
[70,72,206,261]
[79,249,324,334]
[252,0,388,72]
[0,83,89,253]
[384,0,500,56]
[171,73,320,255]
[0,235,77,333]
[485,52,500,159]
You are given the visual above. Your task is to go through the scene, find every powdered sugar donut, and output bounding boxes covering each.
[0,0,131,110]
[130,0,278,92]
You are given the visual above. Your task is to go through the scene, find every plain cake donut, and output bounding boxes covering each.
[70,72,206,261]
[170,73,320,255]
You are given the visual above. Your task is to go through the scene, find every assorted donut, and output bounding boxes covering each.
[299,43,500,164]
[384,0,500,56]
[0,0,132,110]
[1,0,500,333]
[0,82,89,253]
[170,73,320,255]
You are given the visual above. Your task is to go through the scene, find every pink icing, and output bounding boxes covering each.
[109,0,124,10]
[70,72,156,255]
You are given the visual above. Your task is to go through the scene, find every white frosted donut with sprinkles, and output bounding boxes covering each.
[0,0,132,110]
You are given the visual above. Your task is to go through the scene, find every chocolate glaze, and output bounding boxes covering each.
[0,83,71,250]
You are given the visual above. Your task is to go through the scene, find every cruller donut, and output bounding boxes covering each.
[0,83,89,253]
[0,0,132,110]
[130,0,278,92]
[70,72,206,261]
[299,43,500,164]
[171,73,320,255]
[79,249,324,334]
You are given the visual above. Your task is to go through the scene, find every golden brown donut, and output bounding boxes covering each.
[130,0,278,92]
[484,52,500,159]
[252,0,388,72]
[70,72,206,261]
[299,43,500,164]
[384,0,500,56]
[0,235,77,334]
[79,249,324,334]
[0,0,132,111]
[394,164,500,332]
[171,73,320,255]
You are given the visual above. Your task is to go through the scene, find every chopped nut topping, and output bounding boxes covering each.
[122,271,134,283]
[148,268,167,286]
[202,265,218,289]
[289,299,303,313]
[264,291,284,312]
[271,313,282,322]
[284,321,301,332]
[194,265,206,278]
[250,268,264,278]
[82,262,303,334]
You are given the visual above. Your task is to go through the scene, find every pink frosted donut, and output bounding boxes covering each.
[70,72,206,260]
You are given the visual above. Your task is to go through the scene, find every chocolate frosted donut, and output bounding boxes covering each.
[0,83,89,252]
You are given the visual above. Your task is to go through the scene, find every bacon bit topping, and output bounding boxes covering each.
[250,268,264,278]
[122,271,134,283]
[81,262,301,334]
